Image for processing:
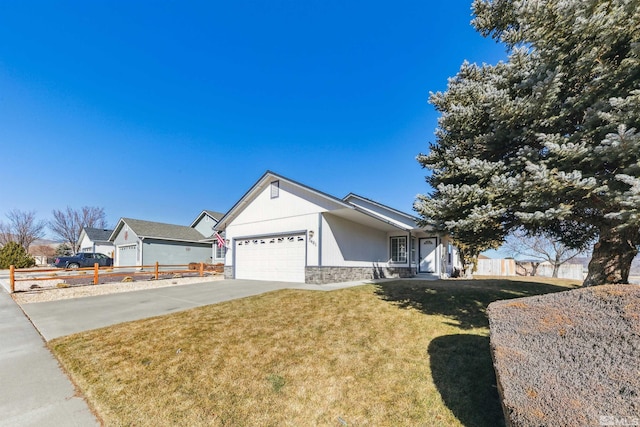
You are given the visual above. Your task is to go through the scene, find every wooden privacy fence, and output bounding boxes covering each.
[8,262,223,293]
[475,258,516,276]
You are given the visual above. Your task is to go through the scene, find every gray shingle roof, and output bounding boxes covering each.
[203,210,225,221]
[121,218,207,242]
[84,227,114,243]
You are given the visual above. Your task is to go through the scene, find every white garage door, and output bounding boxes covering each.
[117,244,137,267]
[235,233,306,282]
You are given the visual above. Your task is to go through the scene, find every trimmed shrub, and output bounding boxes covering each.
[0,242,36,269]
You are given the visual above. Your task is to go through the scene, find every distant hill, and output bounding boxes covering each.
[32,238,61,247]
[1,235,61,247]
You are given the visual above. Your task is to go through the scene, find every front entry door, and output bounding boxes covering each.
[419,238,438,273]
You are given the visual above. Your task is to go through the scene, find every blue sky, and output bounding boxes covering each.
[0,1,506,235]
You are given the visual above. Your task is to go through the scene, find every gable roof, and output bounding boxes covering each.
[109,218,208,243]
[214,170,352,231]
[82,227,114,243]
[190,210,225,228]
[214,170,421,233]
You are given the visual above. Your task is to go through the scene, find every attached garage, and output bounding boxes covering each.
[117,244,137,267]
[235,233,306,282]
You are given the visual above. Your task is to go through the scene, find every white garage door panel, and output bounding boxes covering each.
[235,234,306,282]
[118,244,137,267]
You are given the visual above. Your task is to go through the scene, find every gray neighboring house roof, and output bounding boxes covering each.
[83,227,114,244]
[109,218,209,243]
[204,210,225,221]
[190,210,225,227]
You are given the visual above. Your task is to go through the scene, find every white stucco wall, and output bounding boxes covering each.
[320,214,390,267]
[232,180,344,225]
[79,234,92,252]
[224,180,346,267]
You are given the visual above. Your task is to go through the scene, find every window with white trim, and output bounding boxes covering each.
[215,245,226,260]
[390,236,407,263]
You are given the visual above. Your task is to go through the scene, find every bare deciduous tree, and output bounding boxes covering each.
[504,229,588,278]
[49,206,108,253]
[0,209,46,251]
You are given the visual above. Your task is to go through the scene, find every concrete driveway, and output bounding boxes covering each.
[1,278,372,426]
[19,279,367,341]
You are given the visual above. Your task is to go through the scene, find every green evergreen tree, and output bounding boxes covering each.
[0,242,36,269]
[416,0,640,285]
[55,243,73,256]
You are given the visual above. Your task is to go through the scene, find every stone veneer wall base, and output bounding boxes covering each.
[224,265,416,284]
[305,266,415,285]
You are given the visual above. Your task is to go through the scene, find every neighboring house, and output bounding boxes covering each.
[79,227,115,257]
[190,210,226,263]
[191,210,225,237]
[109,218,212,267]
[214,171,462,284]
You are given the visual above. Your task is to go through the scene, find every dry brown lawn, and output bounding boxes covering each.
[50,277,579,426]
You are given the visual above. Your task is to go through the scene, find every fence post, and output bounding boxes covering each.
[199,262,204,277]
[155,262,159,280]
[93,263,99,285]
[9,265,15,293]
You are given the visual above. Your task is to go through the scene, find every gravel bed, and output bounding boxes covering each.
[488,284,640,427]
[12,274,224,304]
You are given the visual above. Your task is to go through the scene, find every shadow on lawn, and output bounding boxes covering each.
[374,278,575,329]
[429,334,504,427]
[375,278,577,426]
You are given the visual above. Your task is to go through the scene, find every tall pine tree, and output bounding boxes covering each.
[416,0,640,285]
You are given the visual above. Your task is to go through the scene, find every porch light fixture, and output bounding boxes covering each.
[308,230,314,239]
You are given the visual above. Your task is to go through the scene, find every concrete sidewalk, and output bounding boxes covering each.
[0,288,99,427]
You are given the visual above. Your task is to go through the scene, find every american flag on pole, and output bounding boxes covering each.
[215,232,225,248]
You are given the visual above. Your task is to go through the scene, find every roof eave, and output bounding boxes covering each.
[139,236,212,244]
[107,219,126,242]
[344,193,420,222]
[215,170,354,231]
[349,205,414,232]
